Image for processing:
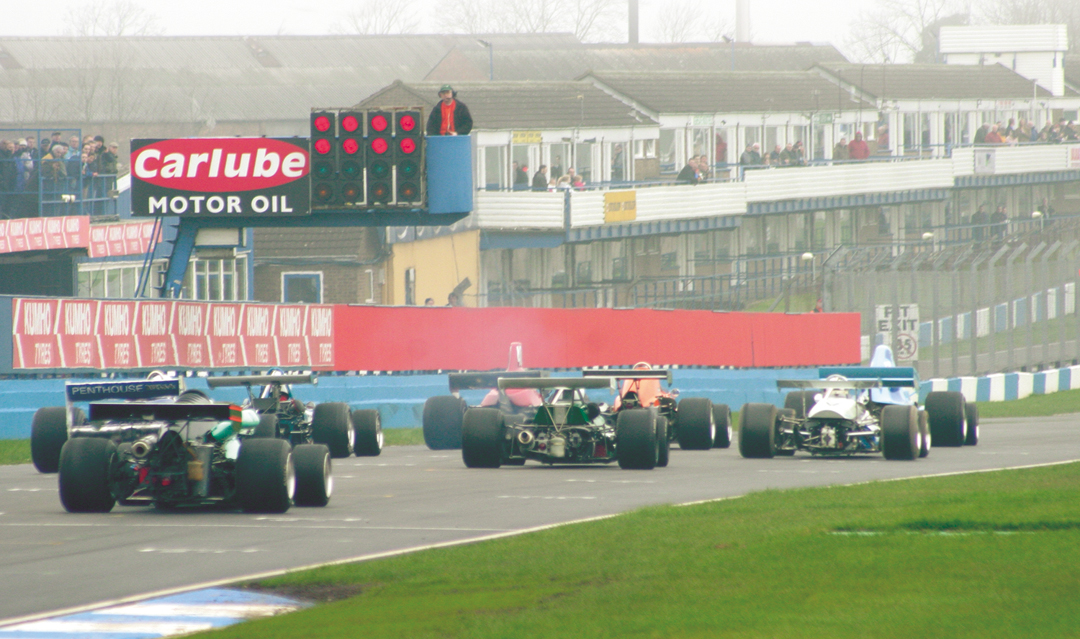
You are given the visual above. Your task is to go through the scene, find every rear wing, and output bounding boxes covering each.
[497,377,615,391]
[777,379,889,390]
[65,379,184,403]
[206,373,317,389]
[89,401,241,423]
[818,366,918,387]
[449,370,546,392]
[581,369,673,385]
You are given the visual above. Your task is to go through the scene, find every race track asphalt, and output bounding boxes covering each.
[1,415,1077,622]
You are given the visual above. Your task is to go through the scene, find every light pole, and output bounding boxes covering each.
[478,39,493,81]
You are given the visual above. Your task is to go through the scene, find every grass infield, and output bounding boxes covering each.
[196,462,1080,639]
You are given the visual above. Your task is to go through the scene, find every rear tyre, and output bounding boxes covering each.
[423,395,467,450]
[31,406,69,474]
[918,410,930,458]
[293,444,332,507]
[617,409,657,470]
[738,403,777,459]
[312,403,354,458]
[58,437,117,513]
[774,408,796,456]
[656,416,670,467]
[882,404,919,460]
[675,397,715,450]
[236,438,295,513]
[925,391,966,447]
[462,408,504,469]
[964,403,979,446]
[783,390,817,420]
[712,404,733,449]
[351,409,383,457]
[254,414,278,439]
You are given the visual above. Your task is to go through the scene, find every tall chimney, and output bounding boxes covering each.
[629,0,639,45]
[736,0,750,42]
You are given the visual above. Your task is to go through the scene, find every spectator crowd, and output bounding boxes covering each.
[0,131,120,218]
[972,118,1079,145]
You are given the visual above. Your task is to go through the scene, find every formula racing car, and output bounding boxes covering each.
[54,378,331,513]
[206,372,382,457]
[461,376,665,470]
[582,363,732,450]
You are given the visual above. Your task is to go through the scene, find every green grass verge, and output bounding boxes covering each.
[0,439,30,465]
[975,386,1080,418]
[200,462,1080,639]
[382,428,424,447]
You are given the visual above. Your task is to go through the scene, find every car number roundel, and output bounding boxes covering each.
[132,138,309,193]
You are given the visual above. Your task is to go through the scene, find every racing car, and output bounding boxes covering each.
[422,342,547,450]
[54,378,331,513]
[205,372,382,457]
[461,376,664,470]
[582,363,732,450]
[739,345,973,460]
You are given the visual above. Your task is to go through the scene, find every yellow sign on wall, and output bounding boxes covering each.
[512,130,542,144]
[604,190,637,223]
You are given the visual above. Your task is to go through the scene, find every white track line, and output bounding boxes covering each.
[3,458,1077,628]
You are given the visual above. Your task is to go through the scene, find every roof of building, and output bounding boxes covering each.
[358,80,658,130]
[814,62,1059,100]
[586,70,874,114]
[424,41,848,82]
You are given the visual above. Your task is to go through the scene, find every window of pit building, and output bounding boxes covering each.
[404,268,415,306]
[78,263,164,299]
[282,272,322,304]
[659,129,677,172]
[181,257,246,301]
[483,146,507,190]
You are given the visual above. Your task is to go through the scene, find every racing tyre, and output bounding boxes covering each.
[784,390,817,420]
[964,403,979,446]
[32,406,69,474]
[918,410,930,458]
[774,408,796,456]
[882,404,919,461]
[254,414,278,439]
[58,437,117,513]
[351,409,383,457]
[656,416,670,467]
[925,391,966,447]
[617,409,657,470]
[712,404,733,449]
[423,395,467,450]
[676,397,715,450]
[236,438,295,513]
[738,403,776,459]
[462,408,504,469]
[293,444,332,507]
[312,402,354,458]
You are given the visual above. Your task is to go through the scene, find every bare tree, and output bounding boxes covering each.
[977,0,1080,51]
[62,0,162,37]
[654,0,731,43]
[845,0,966,63]
[442,0,500,35]
[334,0,421,35]
[568,0,624,42]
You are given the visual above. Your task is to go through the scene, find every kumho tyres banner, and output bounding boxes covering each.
[11,298,333,370]
[130,138,310,217]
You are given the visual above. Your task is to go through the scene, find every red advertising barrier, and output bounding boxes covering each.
[12,298,335,370]
[330,306,860,370]
[12,299,856,371]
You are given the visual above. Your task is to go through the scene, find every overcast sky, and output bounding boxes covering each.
[1,0,875,53]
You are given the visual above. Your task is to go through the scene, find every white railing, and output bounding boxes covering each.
[472,190,564,229]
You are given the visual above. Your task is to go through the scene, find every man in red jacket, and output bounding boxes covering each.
[426,85,473,136]
[848,131,870,160]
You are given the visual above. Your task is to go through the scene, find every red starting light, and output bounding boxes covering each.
[342,138,360,155]
[370,115,389,132]
[341,115,360,133]
[314,138,332,155]
[370,138,389,155]
[398,114,416,132]
[313,115,332,133]
[399,138,416,155]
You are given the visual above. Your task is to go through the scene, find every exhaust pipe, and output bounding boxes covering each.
[517,429,535,446]
[131,434,159,458]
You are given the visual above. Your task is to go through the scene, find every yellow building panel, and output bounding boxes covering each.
[387,230,480,307]
[604,190,637,223]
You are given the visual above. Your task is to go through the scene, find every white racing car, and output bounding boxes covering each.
[739,345,976,460]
